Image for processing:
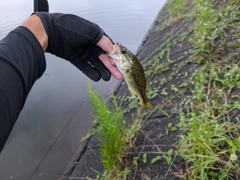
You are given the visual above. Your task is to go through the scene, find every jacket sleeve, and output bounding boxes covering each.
[0,26,46,152]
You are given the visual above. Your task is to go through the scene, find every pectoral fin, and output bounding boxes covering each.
[146,80,150,90]
[129,88,135,96]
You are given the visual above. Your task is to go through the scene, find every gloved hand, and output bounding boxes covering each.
[34,12,113,81]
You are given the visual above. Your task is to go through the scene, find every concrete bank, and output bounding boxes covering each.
[59,2,196,180]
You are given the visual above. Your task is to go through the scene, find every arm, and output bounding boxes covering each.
[0,25,46,152]
[21,14,48,51]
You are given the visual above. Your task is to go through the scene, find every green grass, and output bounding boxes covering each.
[88,81,128,179]
[178,62,240,179]
[88,81,142,179]
[168,0,185,18]
[176,0,240,179]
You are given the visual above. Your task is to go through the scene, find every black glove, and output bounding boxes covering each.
[34,0,49,12]
[34,12,112,81]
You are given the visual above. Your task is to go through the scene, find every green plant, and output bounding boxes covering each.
[151,155,162,164]
[142,153,147,164]
[88,81,145,179]
[175,0,240,178]
[88,81,128,179]
[165,149,173,165]
[132,156,139,166]
[165,123,177,135]
[178,60,240,179]
[168,0,185,18]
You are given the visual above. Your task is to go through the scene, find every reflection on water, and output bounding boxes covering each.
[0,0,166,179]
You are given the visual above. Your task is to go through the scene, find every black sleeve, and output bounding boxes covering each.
[0,26,46,152]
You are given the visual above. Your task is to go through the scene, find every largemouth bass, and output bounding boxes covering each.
[108,42,152,112]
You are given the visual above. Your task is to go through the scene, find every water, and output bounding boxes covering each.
[0,0,166,179]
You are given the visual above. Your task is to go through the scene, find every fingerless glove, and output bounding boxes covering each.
[34,12,111,81]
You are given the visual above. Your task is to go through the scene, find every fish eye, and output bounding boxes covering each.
[121,49,126,54]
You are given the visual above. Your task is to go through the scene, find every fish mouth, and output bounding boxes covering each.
[107,42,122,67]
[108,42,121,56]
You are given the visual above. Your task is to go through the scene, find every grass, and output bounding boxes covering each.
[87,81,142,179]
[178,62,240,179]
[88,81,128,179]
[178,63,240,179]
[167,0,185,19]
[175,0,240,179]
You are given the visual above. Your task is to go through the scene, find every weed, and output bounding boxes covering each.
[88,81,128,179]
[88,81,145,179]
[132,156,139,166]
[165,149,173,165]
[151,155,162,164]
[161,88,168,96]
[168,0,185,18]
[169,0,240,179]
[142,153,147,164]
[178,59,240,179]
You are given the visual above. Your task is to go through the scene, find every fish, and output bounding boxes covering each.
[108,42,152,113]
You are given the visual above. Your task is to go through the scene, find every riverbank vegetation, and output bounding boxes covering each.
[172,0,240,179]
[87,0,240,179]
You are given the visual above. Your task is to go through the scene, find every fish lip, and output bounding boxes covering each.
[108,42,120,56]
[107,42,121,64]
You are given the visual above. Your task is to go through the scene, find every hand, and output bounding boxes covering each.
[33,12,122,81]
[96,36,123,80]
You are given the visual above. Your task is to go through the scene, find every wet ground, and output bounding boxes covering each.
[0,0,166,179]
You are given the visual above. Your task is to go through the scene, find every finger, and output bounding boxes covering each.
[88,56,111,81]
[89,44,122,80]
[91,45,105,58]
[103,32,115,45]
[90,45,115,66]
[72,61,101,82]
[96,35,114,53]
[99,54,123,80]
[109,56,116,66]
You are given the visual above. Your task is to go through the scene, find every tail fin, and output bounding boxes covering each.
[140,101,153,113]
